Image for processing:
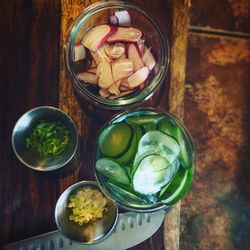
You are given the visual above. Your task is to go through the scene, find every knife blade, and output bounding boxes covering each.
[4,210,165,250]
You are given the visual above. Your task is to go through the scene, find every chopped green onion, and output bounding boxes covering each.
[25,120,70,158]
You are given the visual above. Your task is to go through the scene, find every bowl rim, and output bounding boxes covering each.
[55,180,119,244]
[64,0,170,110]
[93,107,196,212]
[11,106,79,172]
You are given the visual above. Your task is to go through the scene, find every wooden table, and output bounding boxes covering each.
[0,0,189,249]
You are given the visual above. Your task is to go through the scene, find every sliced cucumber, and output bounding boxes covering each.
[160,166,193,205]
[173,127,192,169]
[132,155,180,195]
[125,166,132,178]
[132,125,144,144]
[127,115,159,134]
[106,181,149,205]
[98,122,133,158]
[95,158,130,185]
[143,123,157,133]
[131,152,154,179]
[126,114,164,125]
[115,129,137,165]
[157,116,176,136]
[137,130,180,165]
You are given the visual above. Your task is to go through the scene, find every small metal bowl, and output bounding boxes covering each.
[12,106,78,171]
[55,181,118,244]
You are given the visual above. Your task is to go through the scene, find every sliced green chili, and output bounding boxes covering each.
[25,120,70,158]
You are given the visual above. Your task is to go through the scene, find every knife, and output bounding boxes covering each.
[4,210,165,250]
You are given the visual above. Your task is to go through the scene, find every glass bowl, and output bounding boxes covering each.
[93,108,196,212]
[64,1,169,110]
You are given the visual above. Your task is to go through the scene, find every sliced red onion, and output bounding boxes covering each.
[90,51,101,64]
[77,72,98,84]
[87,67,97,74]
[108,83,120,96]
[114,10,131,26]
[77,15,155,99]
[96,45,112,62]
[108,90,134,99]
[112,58,133,82]
[107,27,142,43]
[139,82,145,90]
[91,60,97,68]
[104,43,125,59]
[120,78,132,91]
[142,47,156,71]
[73,44,86,62]
[99,88,110,97]
[128,66,149,88]
[82,24,117,51]
[137,38,145,54]
[120,77,130,87]
[115,79,122,88]
[97,60,114,88]
[120,85,131,91]
[127,43,144,71]
[109,15,118,25]
[90,45,111,64]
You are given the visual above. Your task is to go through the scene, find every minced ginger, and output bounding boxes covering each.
[68,187,107,225]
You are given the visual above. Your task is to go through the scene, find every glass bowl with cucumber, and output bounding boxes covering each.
[94,108,195,212]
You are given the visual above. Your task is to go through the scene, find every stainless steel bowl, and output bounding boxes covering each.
[12,106,78,171]
[55,181,118,244]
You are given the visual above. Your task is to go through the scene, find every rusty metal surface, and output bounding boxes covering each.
[180,33,250,250]
[190,0,250,34]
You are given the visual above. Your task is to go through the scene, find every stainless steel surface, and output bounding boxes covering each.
[55,181,118,244]
[12,106,78,171]
[4,210,165,250]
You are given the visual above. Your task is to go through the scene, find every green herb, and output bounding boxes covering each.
[26,120,70,158]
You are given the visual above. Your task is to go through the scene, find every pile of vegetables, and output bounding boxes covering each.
[25,120,70,158]
[73,10,156,99]
[95,112,194,206]
[68,187,108,225]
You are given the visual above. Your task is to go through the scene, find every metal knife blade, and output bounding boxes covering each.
[4,210,165,250]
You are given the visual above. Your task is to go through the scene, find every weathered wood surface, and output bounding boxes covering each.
[163,0,189,249]
[0,0,61,247]
[0,0,189,249]
[189,0,250,34]
[59,1,189,250]
[181,33,250,250]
